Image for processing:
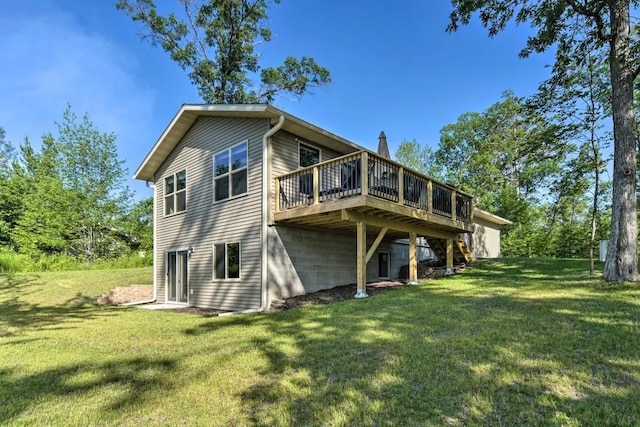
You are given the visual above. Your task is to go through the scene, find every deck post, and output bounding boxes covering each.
[446,237,454,275]
[470,198,475,223]
[361,152,369,196]
[427,180,433,214]
[409,232,418,284]
[398,167,404,205]
[354,219,368,298]
[312,166,319,205]
[451,189,457,222]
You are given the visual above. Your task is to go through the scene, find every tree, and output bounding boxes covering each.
[534,51,612,273]
[394,139,444,179]
[394,92,570,258]
[116,0,331,103]
[55,106,133,260]
[12,135,77,256]
[448,1,638,282]
[436,91,568,212]
[0,127,13,177]
[121,197,154,252]
[0,127,16,245]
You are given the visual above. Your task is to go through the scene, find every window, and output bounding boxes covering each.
[214,141,248,202]
[299,143,320,168]
[165,170,187,216]
[299,143,320,196]
[214,242,240,279]
[378,251,390,279]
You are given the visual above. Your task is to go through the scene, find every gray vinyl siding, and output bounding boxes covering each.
[154,116,269,310]
[270,130,343,219]
[267,225,397,302]
[472,218,502,258]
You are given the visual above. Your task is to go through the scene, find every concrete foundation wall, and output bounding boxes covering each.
[267,225,398,303]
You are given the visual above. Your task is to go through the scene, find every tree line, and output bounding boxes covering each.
[396,86,610,272]
[395,45,619,274]
[0,106,152,272]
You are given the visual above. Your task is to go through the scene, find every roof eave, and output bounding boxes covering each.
[133,104,365,182]
[473,208,513,225]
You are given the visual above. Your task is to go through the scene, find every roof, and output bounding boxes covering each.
[134,104,366,181]
[473,208,513,226]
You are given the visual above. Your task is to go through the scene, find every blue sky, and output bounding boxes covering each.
[0,1,555,199]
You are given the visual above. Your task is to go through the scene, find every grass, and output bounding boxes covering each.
[1,259,640,426]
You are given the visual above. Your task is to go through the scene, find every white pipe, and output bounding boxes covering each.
[121,182,158,306]
[219,114,285,317]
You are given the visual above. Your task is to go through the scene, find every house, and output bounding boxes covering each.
[134,104,509,313]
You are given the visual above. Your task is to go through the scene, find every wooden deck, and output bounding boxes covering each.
[274,151,474,238]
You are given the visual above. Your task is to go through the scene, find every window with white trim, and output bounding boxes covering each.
[299,142,320,167]
[214,141,248,202]
[213,242,240,279]
[165,170,186,216]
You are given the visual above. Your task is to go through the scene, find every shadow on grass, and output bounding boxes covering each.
[190,259,640,425]
[0,273,118,338]
[0,273,41,296]
[0,356,178,424]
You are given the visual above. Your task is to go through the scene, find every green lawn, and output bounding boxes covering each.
[1,260,640,426]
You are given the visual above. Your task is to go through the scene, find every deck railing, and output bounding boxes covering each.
[275,151,473,225]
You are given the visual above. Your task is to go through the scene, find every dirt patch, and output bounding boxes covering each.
[96,285,152,305]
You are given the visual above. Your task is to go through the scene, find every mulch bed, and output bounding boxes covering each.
[162,306,225,316]
[270,280,407,311]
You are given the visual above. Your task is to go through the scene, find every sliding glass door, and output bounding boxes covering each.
[167,250,188,303]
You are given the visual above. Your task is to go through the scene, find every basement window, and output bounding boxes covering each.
[213,242,240,280]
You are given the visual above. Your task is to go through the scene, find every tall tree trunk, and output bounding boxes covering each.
[590,146,599,276]
[588,58,599,277]
[603,0,638,282]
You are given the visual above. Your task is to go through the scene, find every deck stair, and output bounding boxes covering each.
[426,237,473,264]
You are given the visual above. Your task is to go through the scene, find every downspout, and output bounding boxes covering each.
[219,114,285,316]
[121,181,158,306]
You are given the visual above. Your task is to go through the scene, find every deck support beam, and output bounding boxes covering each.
[446,237,454,275]
[340,209,457,240]
[366,227,388,263]
[409,232,418,284]
[354,220,368,298]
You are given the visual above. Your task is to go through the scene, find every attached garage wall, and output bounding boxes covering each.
[472,217,503,258]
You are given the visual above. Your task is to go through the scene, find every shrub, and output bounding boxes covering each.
[0,247,32,273]
[0,248,152,272]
